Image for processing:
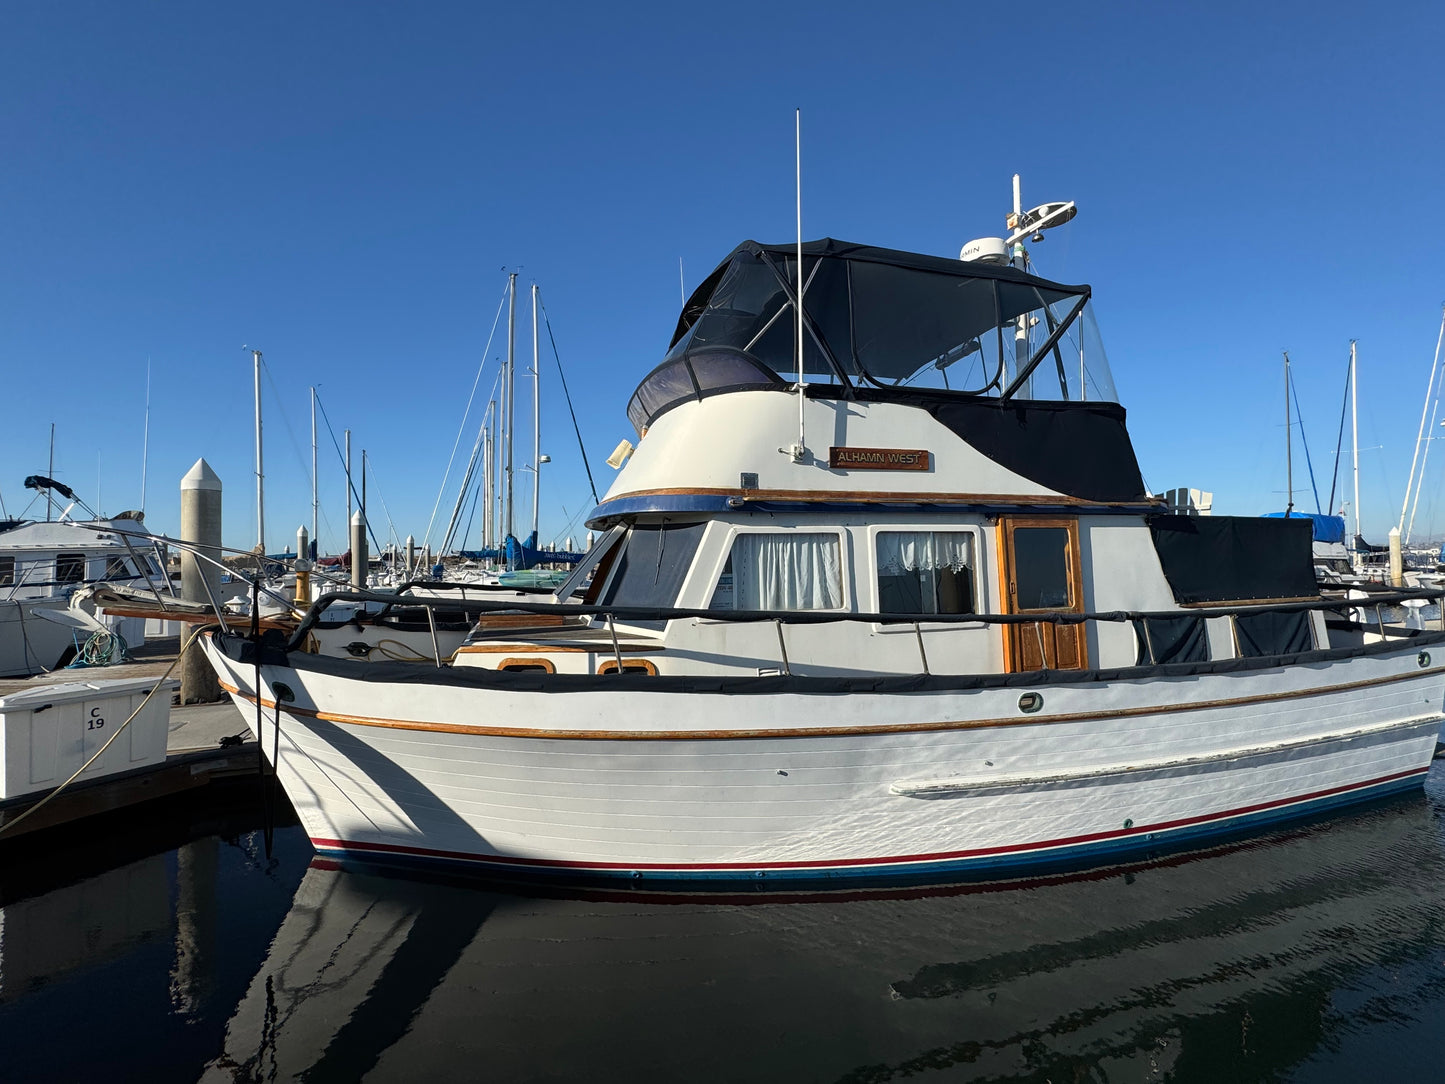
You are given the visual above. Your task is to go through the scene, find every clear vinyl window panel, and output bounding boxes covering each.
[876,531,976,614]
[709,532,843,611]
[888,296,1115,403]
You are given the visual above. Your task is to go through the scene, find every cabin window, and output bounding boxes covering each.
[55,553,86,584]
[875,531,975,614]
[709,532,843,610]
[598,522,707,610]
[0,556,13,585]
[104,556,133,580]
[1011,527,1072,609]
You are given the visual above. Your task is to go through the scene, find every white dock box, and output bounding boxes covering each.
[0,676,178,800]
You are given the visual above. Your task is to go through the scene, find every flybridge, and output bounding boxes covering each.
[626,238,1118,436]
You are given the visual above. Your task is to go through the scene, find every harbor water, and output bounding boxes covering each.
[4,769,1445,1083]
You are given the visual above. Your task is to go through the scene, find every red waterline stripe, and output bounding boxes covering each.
[309,764,1431,872]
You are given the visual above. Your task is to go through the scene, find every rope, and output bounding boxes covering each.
[1327,347,1352,515]
[65,628,131,668]
[1289,372,1323,514]
[313,392,384,555]
[540,295,600,505]
[423,281,512,551]
[0,625,204,838]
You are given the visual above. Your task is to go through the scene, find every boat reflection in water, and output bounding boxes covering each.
[199,787,1445,1082]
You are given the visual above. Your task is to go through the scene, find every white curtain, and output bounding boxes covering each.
[732,533,842,610]
[876,532,972,576]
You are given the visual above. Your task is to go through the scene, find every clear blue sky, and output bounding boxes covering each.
[3,1,1444,553]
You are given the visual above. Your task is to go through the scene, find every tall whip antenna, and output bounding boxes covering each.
[140,359,151,512]
[790,108,807,462]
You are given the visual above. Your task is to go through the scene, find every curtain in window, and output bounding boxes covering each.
[732,533,842,610]
[876,532,972,575]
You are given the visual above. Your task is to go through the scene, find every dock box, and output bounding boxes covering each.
[0,677,178,800]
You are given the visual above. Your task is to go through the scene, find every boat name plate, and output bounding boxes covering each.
[827,446,930,471]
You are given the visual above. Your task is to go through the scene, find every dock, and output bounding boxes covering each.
[0,637,262,841]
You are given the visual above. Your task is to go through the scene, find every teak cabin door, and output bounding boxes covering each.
[997,517,1088,673]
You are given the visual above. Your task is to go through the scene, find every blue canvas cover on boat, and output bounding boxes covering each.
[1260,512,1346,544]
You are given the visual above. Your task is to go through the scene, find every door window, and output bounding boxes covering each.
[1012,527,1071,609]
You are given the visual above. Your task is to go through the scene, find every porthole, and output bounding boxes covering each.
[273,682,296,703]
[1018,691,1043,714]
[599,658,659,676]
[1419,651,1431,668]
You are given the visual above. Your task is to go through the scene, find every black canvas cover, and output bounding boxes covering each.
[1147,515,1319,604]
[1133,614,1210,664]
[666,239,1089,390]
[913,394,1146,503]
[1236,610,1315,657]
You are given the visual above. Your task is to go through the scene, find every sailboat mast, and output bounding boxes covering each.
[46,422,54,521]
[1350,340,1360,549]
[1284,352,1293,517]
[482,400,495,548]
[504,272,517,541]
[531,283,541,541]
[311,386,318,557]
[252,349,265,553]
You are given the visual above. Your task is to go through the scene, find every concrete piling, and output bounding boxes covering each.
[179,459,223,703]
[350,511,367,590]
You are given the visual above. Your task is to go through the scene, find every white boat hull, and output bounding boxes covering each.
[0,599,75,678]
[203,634,1445,883]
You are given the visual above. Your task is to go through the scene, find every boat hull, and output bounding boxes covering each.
[203,634,1445,884]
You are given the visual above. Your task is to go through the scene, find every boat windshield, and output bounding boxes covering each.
[627,240,1118,435]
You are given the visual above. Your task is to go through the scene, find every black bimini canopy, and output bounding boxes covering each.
[629,238,1097,436]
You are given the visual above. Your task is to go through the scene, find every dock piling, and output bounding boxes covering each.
[179,460,223,704]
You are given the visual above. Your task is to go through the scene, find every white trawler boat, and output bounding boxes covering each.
[201,187,1445,884]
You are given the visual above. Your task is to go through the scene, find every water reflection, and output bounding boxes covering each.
[3,777,1445,1082]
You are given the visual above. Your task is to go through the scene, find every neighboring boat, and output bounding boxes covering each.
[0,479,177,666]
[0,597,76,678]
[200,186,1445,886]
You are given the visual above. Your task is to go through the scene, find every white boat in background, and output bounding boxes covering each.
[0,478,178,673]
[202,181,1445,886]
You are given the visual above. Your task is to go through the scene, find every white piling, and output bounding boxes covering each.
[180,459,223,703]
[1389,527,1404,588]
